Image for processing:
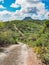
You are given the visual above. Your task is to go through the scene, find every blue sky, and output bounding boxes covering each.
[0,0,49,21]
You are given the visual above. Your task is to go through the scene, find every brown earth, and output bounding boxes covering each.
[0,42,42,65]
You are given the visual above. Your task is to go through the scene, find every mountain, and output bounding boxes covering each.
[23,17,33,20]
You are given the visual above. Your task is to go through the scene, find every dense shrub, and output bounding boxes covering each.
[0,30,17,46]
[42,53,49,65]
[0,20,49,65]
[35,33,49,47]
[45,20,49,27]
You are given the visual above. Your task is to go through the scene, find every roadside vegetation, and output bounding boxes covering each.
[0,20,49,65]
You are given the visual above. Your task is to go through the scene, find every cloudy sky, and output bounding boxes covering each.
[0,0,49,21]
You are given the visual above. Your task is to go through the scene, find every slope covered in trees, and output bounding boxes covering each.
[0,20,49,65]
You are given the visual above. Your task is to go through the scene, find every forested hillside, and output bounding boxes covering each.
[0,20,49,65]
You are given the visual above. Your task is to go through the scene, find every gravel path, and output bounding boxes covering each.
[0,43,42,65]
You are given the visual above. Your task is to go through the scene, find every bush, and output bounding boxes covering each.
[0,30,17,46]
[35,33,49,47]
[45,20,49,27]
[42,53,49,65]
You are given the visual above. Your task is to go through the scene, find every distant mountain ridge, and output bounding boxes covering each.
[23,17,33,20]
[23,17,46,22]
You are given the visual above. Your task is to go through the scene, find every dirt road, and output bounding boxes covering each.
[0,42,42,65]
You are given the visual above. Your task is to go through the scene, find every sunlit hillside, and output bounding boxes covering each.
[0,20,49,65]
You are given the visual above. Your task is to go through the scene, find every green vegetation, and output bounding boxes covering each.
[0,20,49,65]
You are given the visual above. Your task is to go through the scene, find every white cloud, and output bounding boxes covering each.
[0,0,49,21]
[0,5,5,8]
[0,10,23,21]
[10,3,20,8]
[45,11,49,20]
[0,0,4,3]
[0,10,12,21]
[0,10,11,14]
[12,0,46,19]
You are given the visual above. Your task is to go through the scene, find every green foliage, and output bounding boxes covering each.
[0,22,4,27]
[32,20,49,65]
[42,53,49,65]
[0,30,17,46]
[45,20,49,27]
[0,20,49,65]
[0,22,5,29]
[35,33,49,47]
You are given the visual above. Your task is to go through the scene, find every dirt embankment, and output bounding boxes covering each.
[0,42,42,65]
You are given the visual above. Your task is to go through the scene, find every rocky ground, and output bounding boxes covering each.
[0,42,42,65]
